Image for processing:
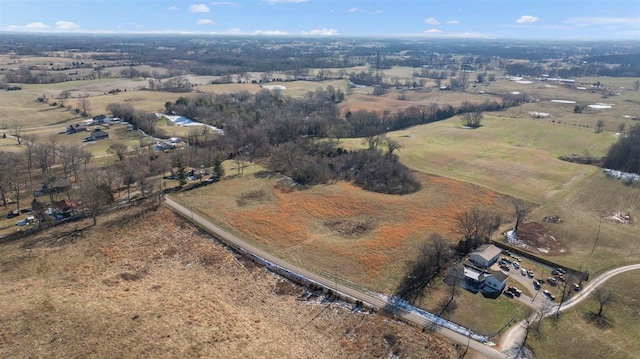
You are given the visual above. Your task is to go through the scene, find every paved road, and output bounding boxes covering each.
[164,197,506,359]
[498,263,640,353]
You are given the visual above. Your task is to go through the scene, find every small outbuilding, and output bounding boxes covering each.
[91,130,109,140]
[469,244,502,268]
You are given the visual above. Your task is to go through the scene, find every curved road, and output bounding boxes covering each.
[164,197,506,359]
[499,263,640,353]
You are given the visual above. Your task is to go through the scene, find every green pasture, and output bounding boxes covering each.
[342,115,616,203]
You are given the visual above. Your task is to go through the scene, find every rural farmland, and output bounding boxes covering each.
[1,11,640,359]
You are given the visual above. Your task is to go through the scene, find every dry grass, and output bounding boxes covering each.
[174,173,511,294]
[337,115,617,204]
[0,206,461,359]
[532,173,640,273]
[527,271,640,359]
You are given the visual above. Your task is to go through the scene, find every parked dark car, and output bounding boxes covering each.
[5,210,19,219]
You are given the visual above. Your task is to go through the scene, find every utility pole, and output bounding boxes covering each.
[591,218,602,255]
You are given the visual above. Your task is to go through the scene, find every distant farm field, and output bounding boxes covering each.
[342,115,616,203]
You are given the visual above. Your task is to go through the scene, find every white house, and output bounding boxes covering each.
[469,244,502,268]
[483,270,508,292]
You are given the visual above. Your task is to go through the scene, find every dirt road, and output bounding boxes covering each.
[498,263,640,353]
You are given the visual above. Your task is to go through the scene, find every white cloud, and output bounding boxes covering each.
[424,28,442,33]
[6,22,50,31]
[189,4,210,13]
[424,17,439,25]
[226,28,242,33]
[303,28,338,36]
[516,15,539,24]
[196,19,214,25]
[25,22,50,29]
[56,21,80,29]
[347,7,359,13]
[167,6,177,10]
[262,0,307,4]
[253,30,288,35]
[563,16,640,26]
[446,20,459,25]
[370,10,383,15]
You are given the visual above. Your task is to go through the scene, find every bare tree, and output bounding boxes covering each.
[12,121,23,145]
[0,152,23,208]
[455,208,491,253]
[586,288,615,327]
[58,90,71,107]
[462,111,483,128]
[634,79,640,91]
[595,119,605,133]
[618,122,626,134]
[48,133,58,164]
[555,275,576,320]
[456,208,488,242]
[106,102,135,121]
[76,93,91,116]
[364,134,385,151]
[79,168,114,225]
[395,233,452,304]
[512,199,531,235]
[22,134,38,185]
[58,145,87,182]
[9,157,27,213]
[107,142,128,161]
[385,137,402,157]
[34,143,54,179]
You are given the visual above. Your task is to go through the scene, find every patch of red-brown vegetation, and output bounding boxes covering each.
[516,222,568,255]
[218,173,510,290]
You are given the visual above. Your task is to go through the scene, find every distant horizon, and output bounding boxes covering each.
[2,31,640,44]
[1,0,638,41]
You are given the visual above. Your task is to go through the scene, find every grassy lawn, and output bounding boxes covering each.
[527,270,640,359]
[417,281,527,338]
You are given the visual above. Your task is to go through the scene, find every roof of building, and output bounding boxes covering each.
[92,130,109,138]
[54,198,78,210]
[488,270,508,283]
[471,244,502,261]
[463,266,485,282]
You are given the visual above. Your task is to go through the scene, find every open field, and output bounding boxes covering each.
[173,171,512,294]
[341,115,616,203]
[527,271,640,359]
[532,173,640,273]
[0,206,461,359]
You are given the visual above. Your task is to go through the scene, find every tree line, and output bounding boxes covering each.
[603,124,640,175]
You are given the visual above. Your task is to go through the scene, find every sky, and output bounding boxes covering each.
[1,0,639,40]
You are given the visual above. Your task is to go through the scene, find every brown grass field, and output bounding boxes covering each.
[174,172,511,294]
[0,206,462,359]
